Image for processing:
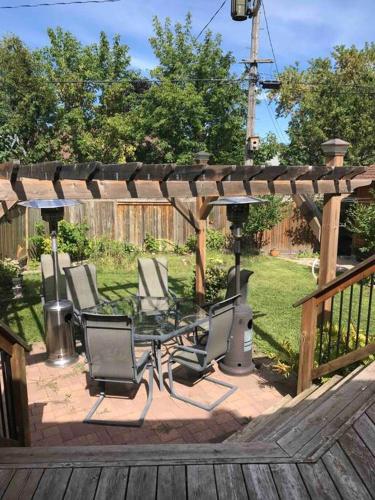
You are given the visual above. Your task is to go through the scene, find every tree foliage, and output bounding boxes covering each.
[0,17,246,164]
[345,195,375,259]
[272,44,375,165]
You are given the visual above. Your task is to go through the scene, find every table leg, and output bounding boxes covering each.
[155,341,164,391]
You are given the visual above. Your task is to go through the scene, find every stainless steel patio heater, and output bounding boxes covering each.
[209,196,266,376]
[19,199,80,367]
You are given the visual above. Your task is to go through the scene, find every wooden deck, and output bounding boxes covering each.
[0,362,374,499]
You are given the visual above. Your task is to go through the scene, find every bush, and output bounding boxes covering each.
[29,220,90,261]
[143,233,169,253]
[345,197,375,259]
[185,258,227,303]
[57,220,90,261]
[0,258,21,289]
[243,195,289,251]
[29,222,50,259]
[185,229,227,253]
[88,238,139,265]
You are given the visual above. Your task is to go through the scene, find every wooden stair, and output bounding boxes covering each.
[225,362,375,460]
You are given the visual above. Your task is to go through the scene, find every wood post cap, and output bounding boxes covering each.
[194,151,211,164]
[321,138,350,156]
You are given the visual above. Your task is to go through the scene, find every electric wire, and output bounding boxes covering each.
[195,0,227,41]
[261,0,280,78]
[0,0,120,8]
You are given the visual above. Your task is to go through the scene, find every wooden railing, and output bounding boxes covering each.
[0,322,30,446]
[294,254,375,393]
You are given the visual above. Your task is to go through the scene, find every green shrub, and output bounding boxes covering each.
[29,222,50,259]
[185,229,227,253]
[143,233,168,253]
[185,258,227,303]
[345,196,375,259]
[0,258,21,289]
[88,238,139,265]
[243,195,290,251]
[57,220,90,261]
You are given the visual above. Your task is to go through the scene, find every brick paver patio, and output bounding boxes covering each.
[26,342,291,447]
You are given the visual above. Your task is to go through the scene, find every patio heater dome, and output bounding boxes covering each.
[209,196,266,376]
[19,199,81,367]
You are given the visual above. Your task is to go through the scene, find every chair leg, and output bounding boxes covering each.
[154,341,164,391]
[83,366,154,427]
[167,361,237,412]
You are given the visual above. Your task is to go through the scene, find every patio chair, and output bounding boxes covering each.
[82,312,154,426]
[40,253,71,304]
[137,257,177,311]
[64,263,104,324]
[167,295,238,411]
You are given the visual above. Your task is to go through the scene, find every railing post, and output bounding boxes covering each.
[10,343,30,446]
[297,298,318,393]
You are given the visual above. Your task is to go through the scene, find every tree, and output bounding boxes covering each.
[345,195,375,259]
[0,36,56,162]
[130,15,246,164]
[272,44,375,165]
[253,132,285,165]
[40,28,145,162]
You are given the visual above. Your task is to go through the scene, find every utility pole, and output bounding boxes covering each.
[245,0,261,165]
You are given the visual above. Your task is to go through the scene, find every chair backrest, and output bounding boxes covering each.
[82,313,136,382]
[205,296,237,364]
[225,267,253,305]
[64,264,101,311]
[138,257,169,298]
[41,253,71,302]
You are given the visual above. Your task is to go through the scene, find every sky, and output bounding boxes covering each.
[0,0,374,141]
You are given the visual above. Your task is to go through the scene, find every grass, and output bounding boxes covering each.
[0,253,317,362]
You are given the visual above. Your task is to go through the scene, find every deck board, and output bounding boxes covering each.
[0,470,15,496]
[322,443,372,500]
[187,465,217,500]
[367,402,375,424]
[241,464,279,500]
[2,468,43,500]
[353,413,375,455]
[126,466,157,500]
[269,464,310,500]
[298,461,340,500]
[214,464,248,500]
[339,428,375,494]
[157,465,186,500]
[64,467,101,500]
[32,468,72,500]
[95,467,129,500]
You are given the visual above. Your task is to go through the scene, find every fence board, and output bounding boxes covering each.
[0,200,314,259]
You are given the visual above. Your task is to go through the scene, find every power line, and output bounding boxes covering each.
[0,0,120,9]
[262,0,280,78]
[195,0,227,41]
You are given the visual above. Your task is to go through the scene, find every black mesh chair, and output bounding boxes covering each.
[82,312,154,427]
[167,295,238,411]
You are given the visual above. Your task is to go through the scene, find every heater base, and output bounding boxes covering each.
[219,359,255,376]
[45,353,78,368]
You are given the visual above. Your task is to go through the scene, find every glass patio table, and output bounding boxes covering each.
[83,296,208,390]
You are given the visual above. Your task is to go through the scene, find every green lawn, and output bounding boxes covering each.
[0,254,317,361]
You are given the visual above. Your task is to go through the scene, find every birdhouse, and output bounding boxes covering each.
[231,0,248,21]
[248,135,260,151]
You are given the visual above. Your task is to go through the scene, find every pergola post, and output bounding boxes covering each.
[194,152,211,305]
[318,138,350,287]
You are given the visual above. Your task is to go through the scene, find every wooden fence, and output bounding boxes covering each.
[0,199,314,260]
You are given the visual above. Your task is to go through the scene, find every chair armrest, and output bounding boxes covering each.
[136,350,152,370]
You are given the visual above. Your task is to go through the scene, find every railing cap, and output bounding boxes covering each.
[0,321,31,351]
[293,254,375,307]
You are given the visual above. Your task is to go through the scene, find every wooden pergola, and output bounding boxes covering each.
[0,138,372,303]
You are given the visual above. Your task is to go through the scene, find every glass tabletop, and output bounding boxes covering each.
[83,296,208,341]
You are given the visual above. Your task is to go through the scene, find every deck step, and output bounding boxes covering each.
[224,395,292,443]
[278,362,375,457]
[263,374,343,443]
